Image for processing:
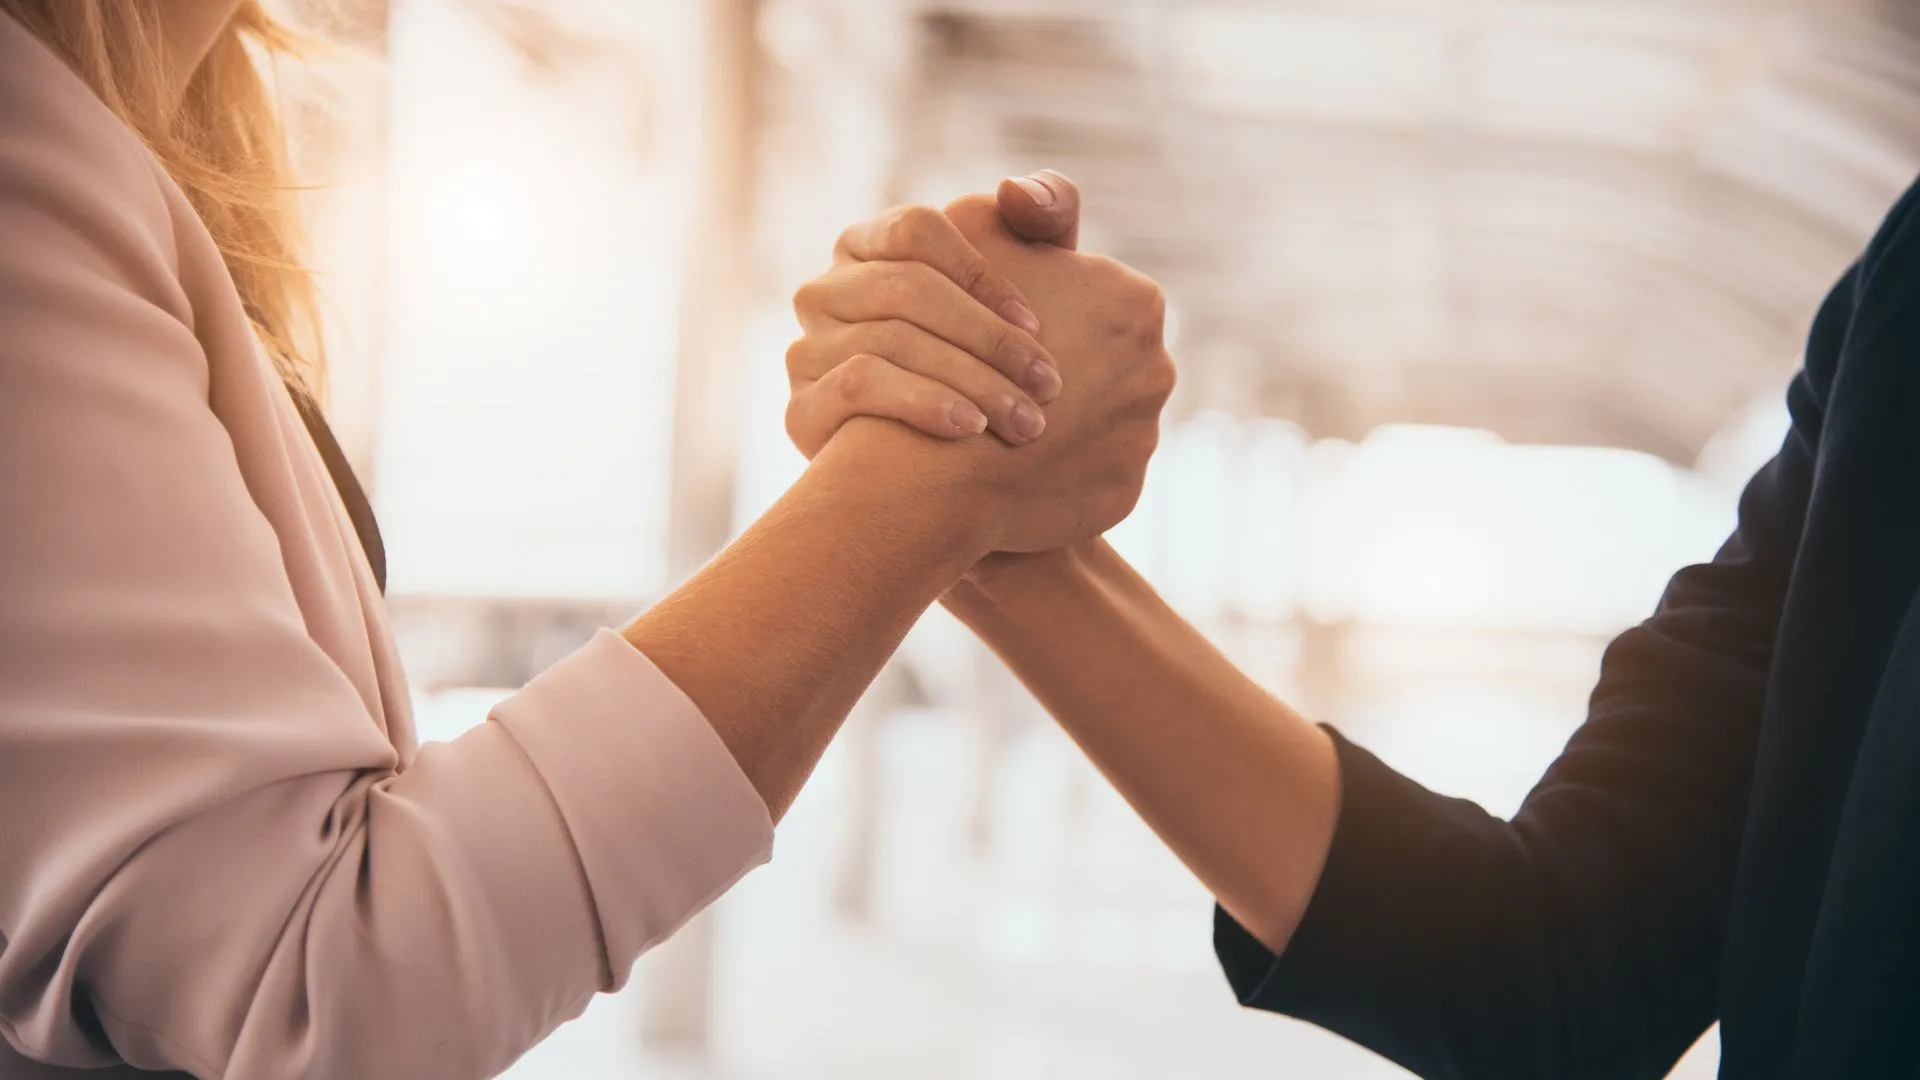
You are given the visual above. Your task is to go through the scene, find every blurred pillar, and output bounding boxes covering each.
[832,664,910,921]
[965,641,1026,859]
[1289,405,1350,728]
[1296,615,1351,729]
[292,0,392,483]
[639,0,760,1055]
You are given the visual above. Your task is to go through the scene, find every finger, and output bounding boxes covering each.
[995,169,1081,250]
[834,203,1043,335]
[792,260,1062,402]
[788,322,1049,445]
[785,355,990,459]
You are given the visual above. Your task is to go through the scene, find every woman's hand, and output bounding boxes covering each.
[785,173,1082,457]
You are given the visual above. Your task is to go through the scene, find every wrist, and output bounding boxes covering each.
[812,417,1002,568]
[948,538,1113,616]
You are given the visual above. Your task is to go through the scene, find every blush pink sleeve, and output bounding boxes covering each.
[0,17,771,1080]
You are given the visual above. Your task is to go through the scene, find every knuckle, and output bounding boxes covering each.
[1153,349,1178,397]
[832,356,878,402]
[1143,285,1168,327]
[830,226,857,263]
[784,393,829,457]
[791,280,823,316]
[943,194,998,235]
[783,336,810,375]
[1131,360,1169,390]
[1131,269,1165,307]
[886,204,942,252]
[877,208,912,251]
[1129,279,1168,340]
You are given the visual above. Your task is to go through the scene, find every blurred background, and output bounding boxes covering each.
[284,0,1920,1075]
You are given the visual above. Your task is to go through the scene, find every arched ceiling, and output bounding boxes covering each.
[888,0,1920,462]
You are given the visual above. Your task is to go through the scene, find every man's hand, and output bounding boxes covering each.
[935,192,1172,552]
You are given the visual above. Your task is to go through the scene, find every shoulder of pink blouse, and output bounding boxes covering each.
[0,15,770,1079]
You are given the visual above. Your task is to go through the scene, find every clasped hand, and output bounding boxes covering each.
[786,171,1176,555]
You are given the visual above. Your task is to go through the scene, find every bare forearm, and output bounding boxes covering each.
[945,540,1340,951]
[624,419,988,821]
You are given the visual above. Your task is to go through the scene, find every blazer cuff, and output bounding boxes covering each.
[1214,726,1436,1018]
[491,628,774,989]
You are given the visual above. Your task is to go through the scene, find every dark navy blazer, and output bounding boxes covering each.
[1217,175,1920,1078]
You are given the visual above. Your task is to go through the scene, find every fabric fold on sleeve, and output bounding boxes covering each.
[1214,727,1466,1017]
[491,628,774,990]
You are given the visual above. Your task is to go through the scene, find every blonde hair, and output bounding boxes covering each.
[1,0,322,389]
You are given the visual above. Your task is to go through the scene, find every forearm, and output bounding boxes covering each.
[944,539,1339,951]
[624,419,989,821]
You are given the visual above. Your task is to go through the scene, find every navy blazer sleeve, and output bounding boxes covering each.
[1214,261,1857,1079]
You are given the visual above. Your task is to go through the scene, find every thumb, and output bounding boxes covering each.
[996,169,1080,251]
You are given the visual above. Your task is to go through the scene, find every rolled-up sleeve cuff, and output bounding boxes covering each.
[1214,726,1449,1016]
[491,628,773,990]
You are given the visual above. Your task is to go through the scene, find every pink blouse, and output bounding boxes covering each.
[0,15,773,1079]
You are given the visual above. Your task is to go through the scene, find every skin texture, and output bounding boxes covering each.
[787,174,1340,951]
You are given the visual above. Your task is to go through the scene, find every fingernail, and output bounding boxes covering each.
[1010,174,1056,208]
[1000,299,1041,335]
[951,400,989,434]
[1011,400,1047,441]
[1022,359,1061,401]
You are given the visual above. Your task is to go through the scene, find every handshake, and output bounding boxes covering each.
[781,171,1177,559]
[634,169,1330,1054]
